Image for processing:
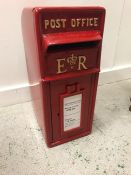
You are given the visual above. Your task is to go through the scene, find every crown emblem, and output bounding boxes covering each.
[67,54,77,69]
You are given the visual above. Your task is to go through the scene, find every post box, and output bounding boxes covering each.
[22,7,105,147]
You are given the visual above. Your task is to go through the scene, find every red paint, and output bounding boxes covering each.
[21,7,105,147]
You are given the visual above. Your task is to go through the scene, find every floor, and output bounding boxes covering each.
[0,79,131,175]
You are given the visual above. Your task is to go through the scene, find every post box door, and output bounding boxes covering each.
[50,74,96,142]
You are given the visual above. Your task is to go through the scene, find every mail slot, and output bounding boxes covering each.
[44,37,101,76]
[22,7,105,147]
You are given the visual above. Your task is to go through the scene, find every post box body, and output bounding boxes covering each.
[22,7,105,147]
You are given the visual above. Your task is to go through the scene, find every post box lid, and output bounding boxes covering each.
[43,31,102,50]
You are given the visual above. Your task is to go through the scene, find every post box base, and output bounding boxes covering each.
[44,130,92,148]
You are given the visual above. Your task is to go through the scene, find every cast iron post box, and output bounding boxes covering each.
[22,7,105,147]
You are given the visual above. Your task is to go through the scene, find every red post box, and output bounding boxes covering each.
[22,7,105,147]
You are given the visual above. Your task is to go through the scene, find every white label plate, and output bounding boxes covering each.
[63,94,82,131]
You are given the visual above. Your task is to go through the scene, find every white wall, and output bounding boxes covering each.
[115,0,131,67]
[0,0,131,106]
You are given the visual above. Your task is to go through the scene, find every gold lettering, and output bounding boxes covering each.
[61,19,67,28]
[57,58,67,74]
[56,19,61,28]
[94,18,98,26]
[86,18,89,26]
[76,18,81,27]
[78,56,88,70]
[71,19,76,27]
[45,17,99,30]
[50,19,56,28]
[89,18,93,26]
[44,20,49,29]
[81,18,86,27]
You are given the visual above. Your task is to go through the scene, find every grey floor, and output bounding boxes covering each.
[0,79,131,175]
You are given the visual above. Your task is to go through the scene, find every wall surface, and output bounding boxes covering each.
[0,0,131,106]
